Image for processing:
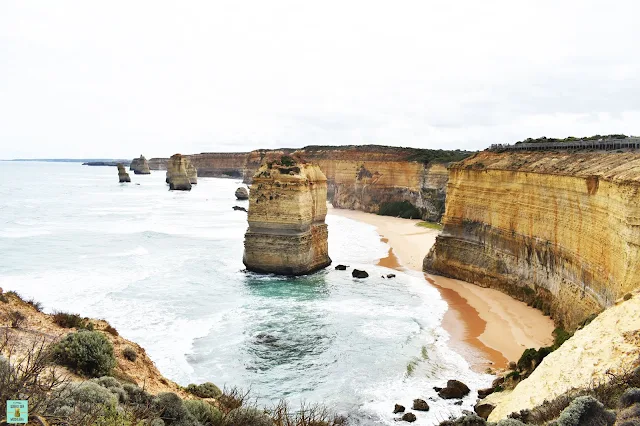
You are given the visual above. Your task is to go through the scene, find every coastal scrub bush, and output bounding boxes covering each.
[496,420,526,426]
[104,323,119,336]
[554,396,615,426]
[153,392,198,426]
[620,389,640,408]
[53,311,89,329]
[92,376,128,403]
[217,387,252,413]
[123,346,137,362]
[185,382,222,398]
[270,400,347,426]
[26,298,44,312]
[378,201,422,219]
[184,399,223,425]
[53,330,116,377]
[225,407,273,426]
[47,381,117,421]
[279,155,296,167]
[7,310,26,328]
[123,383,153,406]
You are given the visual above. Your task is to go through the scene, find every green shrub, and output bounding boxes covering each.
[48,381,117,419]
[123,346,137,362]
[497,420,526,426]
[225,407,273,426]
[555,396,615,426]
[553,327,572,349]
[185,382,222,399]
[279,155,296,167]
[26,298,43,312]
[153,392,198,426]
[184,399,223,425]
[53,330,116,377]
[378,201,422,219]
[105,324,119,336]
[123,383,153,406]
[92,376,127,403]
[53,311,89,329]
[7,310,26,328]
[617,404,640,423]
[620,388,640,408]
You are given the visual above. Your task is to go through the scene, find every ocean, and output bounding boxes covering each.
[0,162,491,425]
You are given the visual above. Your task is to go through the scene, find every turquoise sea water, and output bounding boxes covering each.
[0,162,490,425]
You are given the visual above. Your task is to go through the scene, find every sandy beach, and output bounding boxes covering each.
[329,206,555,370]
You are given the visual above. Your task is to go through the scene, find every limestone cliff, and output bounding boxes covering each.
[130,155,151,174]
[243,159,331,275]
[166,154,192,191]
[117,163,130,183]
[424,150,640,329]
[488,293,640,421]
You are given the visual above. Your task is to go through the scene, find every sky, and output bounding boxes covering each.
[1,1,640,159]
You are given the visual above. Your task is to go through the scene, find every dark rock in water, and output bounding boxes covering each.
[412,399,429,411]
[387,273,396,278]
[381,275,385,278]
[393,404,405,414]
[335,265,348,270]
[117,163,131,183]
[352,269,369,278]
[235,187,249,200]
[438,380,470,399]
[454,400,463,406]
[433,387,443,392]
[478,387,495,399]
[401,413,416,423]
[255,333,278,344]
[491,377,505,388]
[474,401,495,419]
[233,206,248,212]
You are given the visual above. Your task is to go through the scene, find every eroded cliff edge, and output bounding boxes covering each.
[424,150,640,329]
[151,146,470,221]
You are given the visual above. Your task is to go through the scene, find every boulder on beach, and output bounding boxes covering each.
[335,265,348,270]
[401,413,416,423]
[235,187,249,200]
[352,269,369,278]
[393,404,405,414]
[438,380,471,399]
[474,401,495,420]
[117,164,131,183]
[412,399,429,411]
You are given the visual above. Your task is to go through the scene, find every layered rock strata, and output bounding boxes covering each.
[166,154,192,191]
[243,160,331,275]
[130,155,151,174]
[424,150,640,329]
[117,164,131,182]
[186,162,197,184]
[150,146,471,221]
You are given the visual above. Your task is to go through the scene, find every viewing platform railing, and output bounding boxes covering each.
[489,137,640,152]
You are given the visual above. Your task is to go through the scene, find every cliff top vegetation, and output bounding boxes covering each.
[514,134,629,145]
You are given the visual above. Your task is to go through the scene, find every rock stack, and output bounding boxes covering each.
[166,154,192,191]
[235,187,249,200]
[243,157,331,275]
[130,155,151,174]
[186,161,198,184]
[117,164,131,183]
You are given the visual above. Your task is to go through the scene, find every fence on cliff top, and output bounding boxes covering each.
[489,137,640,152]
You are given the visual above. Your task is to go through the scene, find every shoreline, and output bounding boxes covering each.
[329,206,555,370]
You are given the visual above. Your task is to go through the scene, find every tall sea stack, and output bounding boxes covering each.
[166,154,192,191]
[130,155,151,174]
[117,163,131,183]
[186,161,198,184]
[243,157,331,275]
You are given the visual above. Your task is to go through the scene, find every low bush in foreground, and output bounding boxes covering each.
[53,330,116,377]
[186,382,222,399]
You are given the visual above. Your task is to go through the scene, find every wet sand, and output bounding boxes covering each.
[330,206,555,370]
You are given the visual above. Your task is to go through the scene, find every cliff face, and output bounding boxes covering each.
[424,150,640,329]
[150,146,470,221]
[243,161,331,275]
[488,293,640,421]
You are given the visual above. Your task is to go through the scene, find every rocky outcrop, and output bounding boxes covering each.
[243,159,331,275]
[117,164,131,183]
[488,294,640,421]
[150,146,472,221]
[166,154,192,191]
[424,150,640,329]
[130,155,151,174]
[186,161,197,184]
[235,187,249,200]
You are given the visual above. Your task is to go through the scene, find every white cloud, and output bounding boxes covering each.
[1,0,639,158]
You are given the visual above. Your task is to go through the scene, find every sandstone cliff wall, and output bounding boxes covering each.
[243,162,331,275]
[425,150,640,328]
[488,293,640,421]
[149,146,470,221]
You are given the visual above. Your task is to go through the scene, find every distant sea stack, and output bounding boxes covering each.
[235,187,249,200]
[130,155,151,174]
[243,157,331,275]
[117,163,131,183]
[166,154,192,191]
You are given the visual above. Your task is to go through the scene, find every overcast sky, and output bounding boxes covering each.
[2,1,640,159]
